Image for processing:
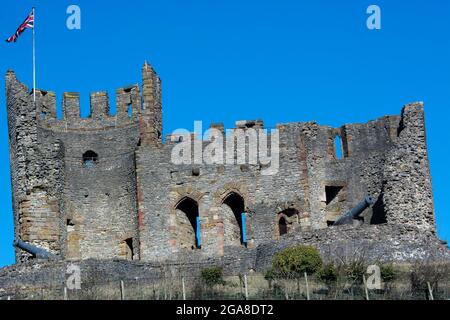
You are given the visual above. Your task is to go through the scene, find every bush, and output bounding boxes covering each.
[410,261,450,294]
[345,260,366,284]
[380,264,397,283]
[317,263,338,284]
[200,267,224,286]
[271,245,323,278]
[264,268,277,281]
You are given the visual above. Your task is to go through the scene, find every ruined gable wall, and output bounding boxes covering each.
[382,103,436,234]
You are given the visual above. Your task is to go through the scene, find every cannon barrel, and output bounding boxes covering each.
[332,196,376,226]
[13,239,55,260]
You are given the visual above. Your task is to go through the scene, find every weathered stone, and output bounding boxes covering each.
[3,62,449,275]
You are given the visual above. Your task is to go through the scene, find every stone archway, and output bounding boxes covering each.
[174,197,200,250]
[220,192,246,246]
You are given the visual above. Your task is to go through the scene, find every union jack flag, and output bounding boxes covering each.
[5,10,34,43]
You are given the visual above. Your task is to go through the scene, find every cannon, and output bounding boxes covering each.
[13,239,55,260]
[332,196,376,226]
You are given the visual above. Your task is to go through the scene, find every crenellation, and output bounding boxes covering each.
[209,122,225,134]
[235,119,264,129]
[35,89,57,122]
[89,91,109,120]
[29,88,145,131]
[62,92,81,122]
[116,85,141,123]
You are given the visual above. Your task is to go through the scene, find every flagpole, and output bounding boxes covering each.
[32,7,36,104]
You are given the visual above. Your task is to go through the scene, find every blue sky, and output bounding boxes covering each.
[0,0,449,267]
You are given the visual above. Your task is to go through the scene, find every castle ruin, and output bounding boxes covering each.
[5,61,449,270]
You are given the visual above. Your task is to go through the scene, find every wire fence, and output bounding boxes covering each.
[3,272,450,300]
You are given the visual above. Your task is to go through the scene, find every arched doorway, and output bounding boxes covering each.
[221,192,246,246]
[175,197,200,250]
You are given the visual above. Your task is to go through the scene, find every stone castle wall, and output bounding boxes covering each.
[4,62,445,266]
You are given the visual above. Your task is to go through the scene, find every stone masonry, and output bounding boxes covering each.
[4,61,449,269]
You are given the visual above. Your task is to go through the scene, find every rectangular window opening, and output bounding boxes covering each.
[334,135,343,159]
[127,103,133,118]
[325,186,344,205]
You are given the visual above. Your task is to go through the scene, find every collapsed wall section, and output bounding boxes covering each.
[382,103,435,234]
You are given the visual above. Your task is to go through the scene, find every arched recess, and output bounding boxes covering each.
[277,208,299,237]
[174,197,201,250]
[220,192,246,246]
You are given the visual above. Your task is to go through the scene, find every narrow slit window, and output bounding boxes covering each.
[127,103,133,118]
[334,135,343,159]
[124,238,134,260]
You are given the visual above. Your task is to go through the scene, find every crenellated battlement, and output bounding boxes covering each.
[33,85,141,131]
[7,61,162,134]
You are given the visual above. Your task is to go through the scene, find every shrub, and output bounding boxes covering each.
[410,261,450,295]
[380,264,398,282]
[264,268,277,281]
[345,260,366,284]
[317,263,338,284]
[271,245,323,278]
[200,267,224,286]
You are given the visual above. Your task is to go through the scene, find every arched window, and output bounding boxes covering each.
[175,197,201,249]
[221,192,246,246]
[83,150,98,168]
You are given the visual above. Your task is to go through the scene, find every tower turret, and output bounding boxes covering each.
[139,61,162,146]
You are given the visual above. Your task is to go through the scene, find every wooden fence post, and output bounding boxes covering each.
[363,275,370,301]
[182,277,186,300]
[243,274,249,300]
[304,272,310,300]
[427,282,434,300]
[120,280,125,300]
